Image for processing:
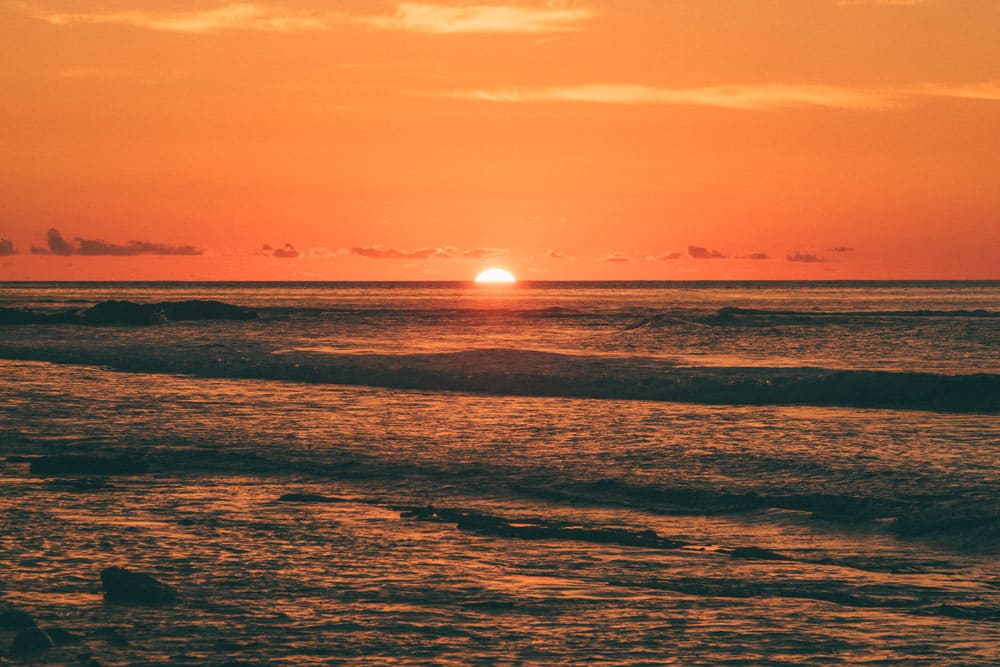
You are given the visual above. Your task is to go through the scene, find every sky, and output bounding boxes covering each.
[1,0,998,280]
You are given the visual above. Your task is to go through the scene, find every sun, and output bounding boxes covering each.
[475,268,516,283]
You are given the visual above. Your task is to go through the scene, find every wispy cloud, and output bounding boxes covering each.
[23,2,593,35]
[364,2,594,33]
[0,239,16,256]
[445,84,898,110]
[837,0,930,6]
[350,245,508,260]
[30,3,342,34]
[461,247,509,259]
[441,81,1000,111]
[914,81,1000,102]
[604,251,629,263]
[736,252,769,260]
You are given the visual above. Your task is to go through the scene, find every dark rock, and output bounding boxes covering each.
[82,300,166,325]
[30,455,148,476]
[277,493,345,504]
[157,300,257,321]
[9,628,54,656]
[397,505,686,550]
[0,609,35,630]
[45,477,114,492]
[44,627,82,645]
[100,567,177,604]
[728,546,791,561]
[94,627,130,647]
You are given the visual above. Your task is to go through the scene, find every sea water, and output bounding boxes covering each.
[0,281,997,665]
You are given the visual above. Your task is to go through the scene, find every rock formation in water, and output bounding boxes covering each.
[0,299,258,326]
[100,567,177,604]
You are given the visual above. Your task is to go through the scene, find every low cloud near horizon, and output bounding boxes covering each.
[264,243,301,259]
[787,252,827,263]
[350,244,508,260]
[0,239,17,256]
[688,245,728,259]
[29,228,203,257]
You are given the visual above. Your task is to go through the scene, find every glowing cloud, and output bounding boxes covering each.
[837,0,930,6]
[365,3,594,34]
[30,3,341,34]
[445,84,898,110]
[443,81,1000,111]
[25,2,593,35]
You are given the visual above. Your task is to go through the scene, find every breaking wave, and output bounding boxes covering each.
[0,344,995,413]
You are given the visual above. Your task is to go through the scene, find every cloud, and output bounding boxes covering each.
[912,81,1000,103]
[654,251,683,261]
[46,228,75,256]
[688,245,727,259]
[548,249,569,259]
[76,238,203,256]
[837,0,929,6]
[351,244,457,260]
[25,2,592,35]
[787,252,827,263]
[829,246,854,252]
[736,252,769,260]
[444,84,898,110]
[462,247,509,259]
[350,244,512,260]
[32,228,202,256]
[604,252,629,263]
[30,3,342,34]
[264,242,300,259]
[0,239,16,256]
[306,247,343,258]
[441,80,1000,111]
[364,2,594,34]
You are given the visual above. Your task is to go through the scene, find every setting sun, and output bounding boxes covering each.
[475,268,516,283]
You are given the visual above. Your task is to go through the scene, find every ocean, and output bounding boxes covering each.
[0,281,997,665]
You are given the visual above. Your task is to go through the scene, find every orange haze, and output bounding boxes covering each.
[1,1,998,280]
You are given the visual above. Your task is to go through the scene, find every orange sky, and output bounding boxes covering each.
[1,0,998,280]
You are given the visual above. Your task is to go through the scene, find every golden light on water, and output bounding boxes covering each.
[475,268,516,283]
